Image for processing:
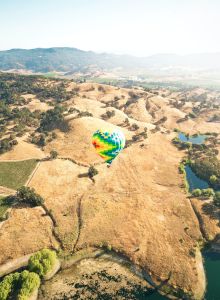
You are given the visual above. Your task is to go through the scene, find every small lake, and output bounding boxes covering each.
[185,165,209,192]
[203,251,220,300]
[178,133,207,144]
[184,166,220,300]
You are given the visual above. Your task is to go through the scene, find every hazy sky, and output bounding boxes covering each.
[1,0,220,56]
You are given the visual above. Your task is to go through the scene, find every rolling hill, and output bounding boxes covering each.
[0,72,220,299]
[1,47,220,74]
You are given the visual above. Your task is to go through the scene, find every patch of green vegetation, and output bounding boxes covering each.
[0,196,10,220]
[88,166,98,178]
[42,72,58,78]
[191,157,220,187]
[89,77,119,85]
[191,188,214,199]
[16,186,44,207]
[214,191,220,207]
[0,270,40,300]
[178,161,189,193]
[172,137,192,150]
[39,105,69,132]
[0,159,37,190]
[161,284,193,299]
[28,249,57,277]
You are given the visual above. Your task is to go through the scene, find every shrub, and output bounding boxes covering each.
[130,123,139,131]
[50,150,58,159]
[128,91,138,99]
[51,132,57,139]
[16,186,44,207]
[28,249,57,277]
[201,188,214,198]
[17,271,40,300]
[214,191,220,207]
[210,175,218,185]
[172,137,181,144]
[88,166,98,178]
[0,273,19,300]
[106,110,115,119]
[98,86,105,92]
[192,189,202,197]
[101,110,115,120]
[37,134,46,147]
[124,118,130,126]
[178,163,185,174]
[188,112,196,118]
[0,271,40,300]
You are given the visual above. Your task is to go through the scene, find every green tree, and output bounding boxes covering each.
[39,106,67,132]
[210,175,217,185]
[17,271,40,300]
[192,189,202,197]
[201,188,214,198]
[0,271,40,300]
[0,273,19,300]
[88,166,98,178]
[50,150,58,159]
[214,191,220,207]
[28,249,57,277]
[37,134,46,147]
[16,186,44,207]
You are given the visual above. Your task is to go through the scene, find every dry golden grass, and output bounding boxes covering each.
[73,134,205,297]
[29,159,92,251]
[30,133,206,297]
[23,97,51,112]
[44,117,132,165]
[191,198,220,241]
[0,137,45,161]
[0,206,58,264]
[1,82,219,299]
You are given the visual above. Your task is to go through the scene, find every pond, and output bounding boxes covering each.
[185,165,209,192]
[184,166,220,300]
[203,251,220,300]
[178,132,207,145]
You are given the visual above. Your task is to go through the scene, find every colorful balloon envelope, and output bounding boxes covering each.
[92,128,125,164]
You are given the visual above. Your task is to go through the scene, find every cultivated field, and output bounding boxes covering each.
[0,159,37,189]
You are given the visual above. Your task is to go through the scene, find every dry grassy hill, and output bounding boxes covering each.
[0,74,220,299]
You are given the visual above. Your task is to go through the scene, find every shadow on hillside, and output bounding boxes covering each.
[202,202,220,226]
[78,173,88,178]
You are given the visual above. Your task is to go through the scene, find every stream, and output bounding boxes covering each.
[179,132,220,300]
[184,165,220,300]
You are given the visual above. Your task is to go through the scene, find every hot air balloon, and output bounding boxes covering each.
[92,128,125,165]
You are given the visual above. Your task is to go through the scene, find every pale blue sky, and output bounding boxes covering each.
[1,0,220,56]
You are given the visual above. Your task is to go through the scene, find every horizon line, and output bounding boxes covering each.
[0,46,220,58]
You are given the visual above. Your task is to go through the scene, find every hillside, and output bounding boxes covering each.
[1,47,220,74]
[0,73,220,299]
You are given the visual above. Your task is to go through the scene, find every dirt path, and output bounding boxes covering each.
[0,253,33,277]
[0,158,38,162]
[26,161,41,187]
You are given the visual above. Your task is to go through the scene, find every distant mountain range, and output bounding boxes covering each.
[0,47,220,74]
